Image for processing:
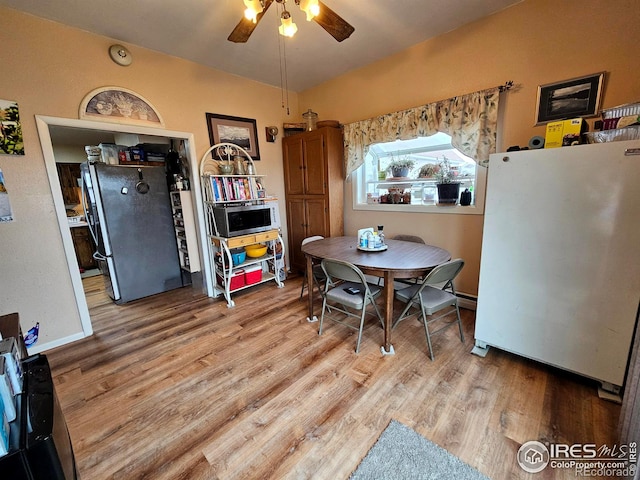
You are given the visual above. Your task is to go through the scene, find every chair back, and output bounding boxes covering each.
[421,259,465,293]
[321,258,368,286]
[301,235,324,246]
[392,234,425,244]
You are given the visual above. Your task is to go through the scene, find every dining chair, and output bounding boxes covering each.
[393,259,465,360]
[393,234,427,286]
[319,258,384,353]
[393,234,425,244]
[299,235,326,300]
[369,234,427,288]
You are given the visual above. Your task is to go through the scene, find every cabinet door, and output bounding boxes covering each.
[283,136,305,195]
[57,163,82,204]
[303,131,327,196]
[286,197,328,272]
[286,198,307,271]
[305,197,328,238]
[71,227,97,269]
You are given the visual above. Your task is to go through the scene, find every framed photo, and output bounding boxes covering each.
[206,113,260,160]
[79,86,164,127]
[0,98,24,156]
[535,72,605,125]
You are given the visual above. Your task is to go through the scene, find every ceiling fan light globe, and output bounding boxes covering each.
[243,0,263,23]
[299,0,320,21]
[279,14,298,37]
[244,9,257,22]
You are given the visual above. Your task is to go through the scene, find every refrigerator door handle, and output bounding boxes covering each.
[89,164,113,257]
[81,175,100,246]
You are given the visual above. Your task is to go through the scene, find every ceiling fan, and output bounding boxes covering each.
[228,0,355,43]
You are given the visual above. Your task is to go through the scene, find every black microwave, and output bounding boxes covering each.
[212,204,275,237]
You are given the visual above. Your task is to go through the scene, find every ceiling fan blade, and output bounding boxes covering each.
[227,0,275,43]
[313,1,354,42]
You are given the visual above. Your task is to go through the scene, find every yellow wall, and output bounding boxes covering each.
[0,7,297,349]
[299,0,640,295]
[1,0,638,350]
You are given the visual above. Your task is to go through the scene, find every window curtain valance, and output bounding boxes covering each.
[343,87,501,178]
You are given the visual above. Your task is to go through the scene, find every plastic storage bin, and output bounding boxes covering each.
[218,270,245,290]
[244,265,263,285]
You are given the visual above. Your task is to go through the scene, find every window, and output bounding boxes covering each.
[353,132,487,214]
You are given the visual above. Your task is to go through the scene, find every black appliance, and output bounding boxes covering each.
[0,354,78,479]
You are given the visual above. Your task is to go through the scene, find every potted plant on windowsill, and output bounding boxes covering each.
[418,163,439,179]
[386,155,415,178]
[434,156,460,205]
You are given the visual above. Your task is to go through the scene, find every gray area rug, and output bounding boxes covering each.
[349,420,490,480]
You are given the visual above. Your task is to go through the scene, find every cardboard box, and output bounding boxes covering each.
[601,101,640,130]
[545,118,588,148]
[244,265,263,285]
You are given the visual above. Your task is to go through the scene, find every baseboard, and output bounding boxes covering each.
[26,331,89,355]
[457,292,477,311]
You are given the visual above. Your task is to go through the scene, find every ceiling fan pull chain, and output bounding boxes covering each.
[276,3,290,115]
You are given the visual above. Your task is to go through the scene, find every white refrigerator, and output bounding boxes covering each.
[474,140,640,393]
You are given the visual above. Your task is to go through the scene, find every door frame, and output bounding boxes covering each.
[35,115,212,339]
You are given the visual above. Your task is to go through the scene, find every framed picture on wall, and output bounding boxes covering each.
[535,72,605,125]
[206,113,260,160]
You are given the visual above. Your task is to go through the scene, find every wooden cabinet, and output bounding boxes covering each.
[283,126,344,272]
[56,163,82,204]
[71,226,97,270]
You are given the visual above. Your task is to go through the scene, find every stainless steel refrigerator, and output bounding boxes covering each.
[81,162,183,304]
[474,140,640,394]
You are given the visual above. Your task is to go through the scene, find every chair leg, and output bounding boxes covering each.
[355,306,367,354]
[299,271,308,299]
[318,297,328,336]
[392,299,416,329]
[370,297,384,329]
[420,305,435,361]
[455,304,465,343]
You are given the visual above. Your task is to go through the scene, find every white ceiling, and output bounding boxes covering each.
[1,0,521,92]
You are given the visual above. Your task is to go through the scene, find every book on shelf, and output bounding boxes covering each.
[225,178,231,200]
[209,174,263,202]
[211,177,220,201]
[243,178,252,199]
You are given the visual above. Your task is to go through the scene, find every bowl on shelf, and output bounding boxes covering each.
[245,244,267,258]
[230,248,246,265]
[219,163,234,175]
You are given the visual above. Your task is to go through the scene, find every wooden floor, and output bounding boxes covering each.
[46,275,621,479]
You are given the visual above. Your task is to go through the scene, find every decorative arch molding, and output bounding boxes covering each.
[79,86,165,128]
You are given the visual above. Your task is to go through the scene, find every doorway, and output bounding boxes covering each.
[35,116,210,337]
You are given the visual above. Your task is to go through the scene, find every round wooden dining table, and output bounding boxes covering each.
[301,236,451,355]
